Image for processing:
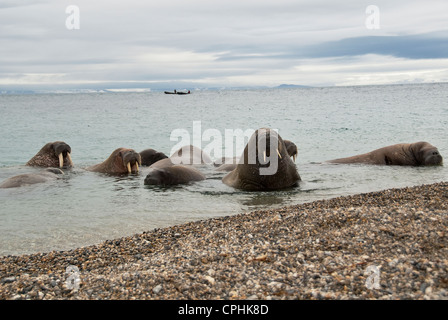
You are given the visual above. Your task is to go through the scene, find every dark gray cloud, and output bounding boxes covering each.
[303,32,448,60]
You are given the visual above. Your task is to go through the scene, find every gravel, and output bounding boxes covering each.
[1,182,447,300]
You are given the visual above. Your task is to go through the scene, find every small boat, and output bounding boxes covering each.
[164,90,191,95]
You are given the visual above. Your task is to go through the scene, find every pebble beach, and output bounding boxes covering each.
[1,182,447,300]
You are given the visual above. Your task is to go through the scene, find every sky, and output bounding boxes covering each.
[1,0,448,90]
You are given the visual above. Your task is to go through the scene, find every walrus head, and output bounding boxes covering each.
[26,141,73,168]
[223,128,301,191]
[139,149,168,166]
[117,148,142,174]
[413,142,443,166]
[283,140,298,162]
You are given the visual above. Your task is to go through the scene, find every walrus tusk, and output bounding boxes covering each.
[58,153,64,168]
[276,149,282,159]
[293,154,296,162]
[135,162,139,172]
[67,152,73,166]
[127,162,132,173]
[263,151,266,162]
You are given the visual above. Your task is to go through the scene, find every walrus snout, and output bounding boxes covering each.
[144,169,165,185]
[284,140,298,162]
[121,151,142,173]
[52,142,73,168]
[424,150,443,166]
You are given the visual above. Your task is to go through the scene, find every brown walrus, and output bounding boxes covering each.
[283,140,298,162]
[144,165,205,186]
[26,141,73,168]
[327,141,443,166]
[139,148,168,166]
[0,168,64,188]
[86,148,142,174]
[222,128,301,191]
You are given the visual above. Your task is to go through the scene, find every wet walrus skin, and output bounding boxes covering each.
[26,141,73,168]
[215,139,298,172]
[327,141,443,166]
[223,128,301,191]
[86,148,141,174]
[148,145,212,170]
[144,165,205,186]
[0,168,64,188]
[139,149,168,166]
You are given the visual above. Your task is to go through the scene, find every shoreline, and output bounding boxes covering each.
[1,182,447,300]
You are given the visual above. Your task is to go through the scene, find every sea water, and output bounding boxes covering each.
[0,83,447,256]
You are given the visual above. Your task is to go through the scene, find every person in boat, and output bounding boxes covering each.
[174,89,177,93]
[188,90,190,94]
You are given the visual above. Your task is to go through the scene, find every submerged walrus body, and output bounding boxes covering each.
[26,141,73,168]
[0,168,64,188]
[223,128,301,191]
[327,142,443,166]
[144,145,209,185]
[144,166,205,186]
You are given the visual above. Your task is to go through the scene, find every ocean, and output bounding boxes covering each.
[0,83,447,256]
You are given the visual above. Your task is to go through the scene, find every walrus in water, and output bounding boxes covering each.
[144,165,205,186]
[222,128,301,191]
[87,148,142,174]
[26,141,73,168]
[284,140,298,162]
[215,139,299,172]
[169,145,212,165]
[327,141,443,166]
[139,148,168,166]
[148,145,212,170]
[0,168,64,188]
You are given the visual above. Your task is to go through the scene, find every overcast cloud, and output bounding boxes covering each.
[1,0,447,90]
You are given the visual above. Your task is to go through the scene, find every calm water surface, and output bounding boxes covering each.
[0,83,447,256]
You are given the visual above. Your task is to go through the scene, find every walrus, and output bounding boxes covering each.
[139,148,168,166]
[149,158,175,169]
[283,140,298,162]
[214,157,239,171]
[222,128,301,191]
[148,145,212,170]
[216,139,299,172]
[170,145,212,165]
[0,168,64,188]
[86,148,142,174]
[144,165,206,186]
[327,141,443,166]
[26,141,73,168]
